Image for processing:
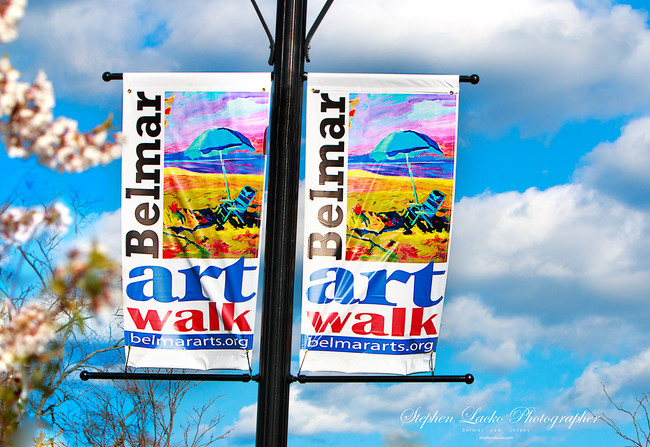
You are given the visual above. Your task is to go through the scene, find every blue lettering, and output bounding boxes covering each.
[126,257,256,303]
[305,261,445,307]
[359,270,396,306]
[307,267,357,304]
[126,266,177,302]
[222,257,256,303]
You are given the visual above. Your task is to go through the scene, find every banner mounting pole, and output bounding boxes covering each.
[255,0,307,446]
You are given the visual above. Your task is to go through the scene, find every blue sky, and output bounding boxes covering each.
[5,0,650,446]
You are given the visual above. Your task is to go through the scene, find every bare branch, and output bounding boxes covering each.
[592,384,650,447]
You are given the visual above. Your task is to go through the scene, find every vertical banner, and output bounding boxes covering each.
[300,74,459,374]
[122,73,271,370]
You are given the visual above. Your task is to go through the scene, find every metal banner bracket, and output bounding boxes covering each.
[305,0,335,62]
[250,0,276,65]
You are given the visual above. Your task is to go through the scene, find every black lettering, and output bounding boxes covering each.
[135,202,160,226]
[135,140,160,183]
[125,230,159,258]
[317,205,343,228]
[320,93,345,113]
[125,186,160,200]
[310,188,344,202]
[136,114,162,138]
[137,91,161,111]
[319,115,345,139]
[319,142,344,185]
[308,233,342,259]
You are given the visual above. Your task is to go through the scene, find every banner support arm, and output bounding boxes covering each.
[80,371,253,382]
[294,374,474,384]
[101,72,480,85]
[460,74,480,84]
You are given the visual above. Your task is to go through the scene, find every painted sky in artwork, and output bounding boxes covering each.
[349,93,457,157]
[164,91,269,155]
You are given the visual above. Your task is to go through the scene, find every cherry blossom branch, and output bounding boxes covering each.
[0,56,123,173]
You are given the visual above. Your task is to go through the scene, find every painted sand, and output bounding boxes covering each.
[162,167,264,259]
[346,169,453,264]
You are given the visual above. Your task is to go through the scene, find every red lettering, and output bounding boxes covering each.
[222,303,252,331]
[127,307,172,331]
[173,310,206,332]
[209,302,220,330]
[307,311,351,333]
[351,312,387,336]
[410,308,438,336]
[391,307,405,336]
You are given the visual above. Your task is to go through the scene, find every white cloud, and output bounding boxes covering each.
[9,0,650,135]
[451,183,650,300]
[12,0,274,102]
[456,340,524,372]
[289,387,375,435]
[575,116,650,207]
[447,115,650,331]
[289,380,510,435]
[443,296,536,371]
[444,296,539,342]
[555,348,650,409]
[441,295,649,372]
[307,0,650,134]
[227,379,510,438]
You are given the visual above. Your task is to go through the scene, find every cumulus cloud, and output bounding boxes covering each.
[306,0,650,134]
[12,0,274,103]
[575,116,650,208]
[227,402,257,437]
[455,340,524,373]
[442,296,536,371]
[227,379,510,438]
[445,115,650,350]
[450,183,650,313]
[442,295,648,373]
[446,112,650,332]
[555,349,650,409]
[8,0,650,135]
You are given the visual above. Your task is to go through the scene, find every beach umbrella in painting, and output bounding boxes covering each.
[185,127,255,200]
[370,130,443,204]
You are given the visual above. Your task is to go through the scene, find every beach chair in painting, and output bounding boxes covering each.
[213,185,258,228]
[231,186,257,219]
[402,189,446,230]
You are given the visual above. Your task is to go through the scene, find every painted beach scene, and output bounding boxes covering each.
[162,91,269,259]
[346,93,457,264]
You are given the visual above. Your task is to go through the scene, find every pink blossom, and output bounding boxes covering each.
[0,55,122,173]
[0,0,26,43]
[0,202,72,246]
[0,301,55,371]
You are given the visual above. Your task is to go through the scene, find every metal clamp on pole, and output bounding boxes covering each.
[80,370,253,382]
[294,374,474,384]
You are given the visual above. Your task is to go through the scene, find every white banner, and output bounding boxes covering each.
[300,74,460,374]
[121,73,270,370]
